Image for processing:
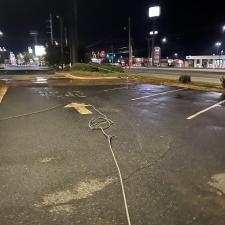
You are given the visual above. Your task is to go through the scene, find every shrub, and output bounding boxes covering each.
[71,63,124,73]
[220,76,225,88]
[64,65,71,71]
[179,75,191,84]
[99,63,124,73]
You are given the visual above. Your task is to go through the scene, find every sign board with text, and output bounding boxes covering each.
[152,47,161,66]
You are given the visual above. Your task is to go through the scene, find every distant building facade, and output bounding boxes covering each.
[186,55,225,69]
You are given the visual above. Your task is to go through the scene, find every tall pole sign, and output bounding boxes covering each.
[149,5,161,67]
[71,0,79,63]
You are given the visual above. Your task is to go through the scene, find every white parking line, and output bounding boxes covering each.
[187,99,225,120]
[131,88,185,101]
[103,87,128,92]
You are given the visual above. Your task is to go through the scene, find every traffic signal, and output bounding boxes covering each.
[106,53,110,59]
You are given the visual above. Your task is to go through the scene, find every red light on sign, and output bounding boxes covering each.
[100,51,106,58]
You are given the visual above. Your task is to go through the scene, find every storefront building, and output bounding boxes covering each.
[186,55,225,69]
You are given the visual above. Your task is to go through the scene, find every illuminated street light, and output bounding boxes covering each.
[0,30,3,36]
[149,31,158,35]
[215,42,222,55]
[222,25,225,32]
[0,47,6,52]
[161,38,167,58]
[162,37,167,43]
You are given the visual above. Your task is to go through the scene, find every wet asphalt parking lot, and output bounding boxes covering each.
[0,84,225,225]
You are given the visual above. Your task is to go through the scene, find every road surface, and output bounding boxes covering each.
[0,65,53,75]
[1,82,225,225]
[128,67,225,84]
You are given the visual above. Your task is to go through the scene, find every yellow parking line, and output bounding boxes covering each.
[187,99,225,120]
[0,85,8,103]
[64,102,93,115]
[131,88,185,101]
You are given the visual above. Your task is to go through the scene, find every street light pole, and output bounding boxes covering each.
[29,31,38,46]
[216,42,222,55]
[146,37,152,60]
[149,5,161,67]
[71,0,79,63]
[111,45,114,64]
[128,17,132,68]
[149,30,158,65]
[151,19,156,66]
[49,13,54,45]
[57,16,64,70]
[161,37,167,58]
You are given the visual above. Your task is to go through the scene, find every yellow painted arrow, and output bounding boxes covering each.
[64,102,92,115]
[0,85,8,104]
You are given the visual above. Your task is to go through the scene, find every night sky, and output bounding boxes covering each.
[0,0,224,57]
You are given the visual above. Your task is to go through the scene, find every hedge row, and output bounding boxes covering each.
[70,63,124,73]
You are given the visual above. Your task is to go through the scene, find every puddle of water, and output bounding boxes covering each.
[32,77,48,84]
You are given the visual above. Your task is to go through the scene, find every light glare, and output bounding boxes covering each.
[150,31,158,35]
[215,42,222,46]
[35,45,46,57]
[162,37,167,43]
[149,6,161,18]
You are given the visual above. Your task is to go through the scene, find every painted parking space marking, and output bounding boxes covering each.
[64,102,93,115]
[131,88,185,101]
[103,87,128,92]
[0,85,8,103]
[187,99,225,120]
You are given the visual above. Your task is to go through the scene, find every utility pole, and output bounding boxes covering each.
[111,45,114,64]
[151,19,156,67]
[49,13,54,45]
[146,37,152,66]
[65,27,68,47]
[128,17,132,69]
[60,17,64,69]
[29,31,38,46]
[57,16,64,70]
[71,0,79,63]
